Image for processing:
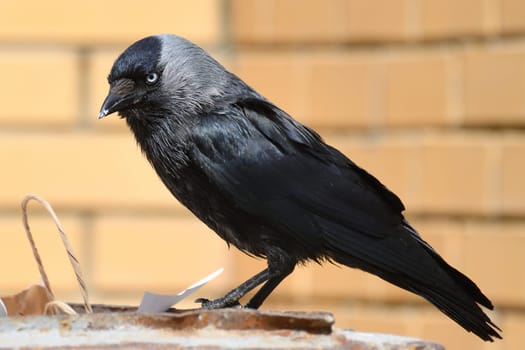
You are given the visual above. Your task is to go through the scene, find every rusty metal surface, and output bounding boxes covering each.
[67,305,333,334]
[0,309,444,350]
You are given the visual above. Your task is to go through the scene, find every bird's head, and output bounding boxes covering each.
[99,34,232,121]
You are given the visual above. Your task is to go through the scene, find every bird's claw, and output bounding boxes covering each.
[195,297,242,309]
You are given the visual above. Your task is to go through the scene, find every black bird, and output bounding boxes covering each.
[99,34,501,341]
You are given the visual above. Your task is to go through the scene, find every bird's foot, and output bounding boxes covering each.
[195,297,242,309]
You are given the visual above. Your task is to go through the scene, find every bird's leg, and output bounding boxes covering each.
[197,248,297,309]
[197,268,269,309]
[245,250,296,309]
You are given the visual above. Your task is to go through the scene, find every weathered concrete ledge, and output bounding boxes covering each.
[0,308,444,349]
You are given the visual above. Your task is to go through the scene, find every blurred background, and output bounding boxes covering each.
[0,0,523,348]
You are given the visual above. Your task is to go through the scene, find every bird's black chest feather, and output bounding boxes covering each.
[126,114,266,255]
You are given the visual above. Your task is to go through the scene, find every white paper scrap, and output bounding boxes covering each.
[137,268,224,313]
[0,298,7,317]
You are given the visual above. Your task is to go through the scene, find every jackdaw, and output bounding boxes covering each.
[99,34,501,341]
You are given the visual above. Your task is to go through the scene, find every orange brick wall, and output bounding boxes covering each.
[0,1,523,349]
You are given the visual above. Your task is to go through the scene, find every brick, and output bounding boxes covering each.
[336,306,414,337]
[232,0,412,44]
[342,306,483,350]
[0,214,85,294]
[502,312,525,350]
[92,215,229,293]
[421,0,493,38]
[384,52,451,127]
[344,0,414,41]
[417,308,490,349]
[233,51,310,124]
[417,136,493,215]
[464,222,525,307]
[501,0,525,33]
[233,51,379,128]
[464,46,525,125]
[310,261,419,302]
[0,49,79,125]
[501,138,525,215]
[232,0,347,43]
[309,53,377,128]
[0,0,220,44]
[0,132,177,210]
[312,303,417,336]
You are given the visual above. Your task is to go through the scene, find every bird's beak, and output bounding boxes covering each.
[98,78,139,119]
[98,91,133,119]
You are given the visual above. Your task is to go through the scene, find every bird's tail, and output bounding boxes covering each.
[400,250,501,341]
[327,223,502,341]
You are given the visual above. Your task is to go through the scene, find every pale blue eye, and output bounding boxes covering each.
[146,72,158,84]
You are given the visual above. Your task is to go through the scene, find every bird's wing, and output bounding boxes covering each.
[189,98,420,260]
